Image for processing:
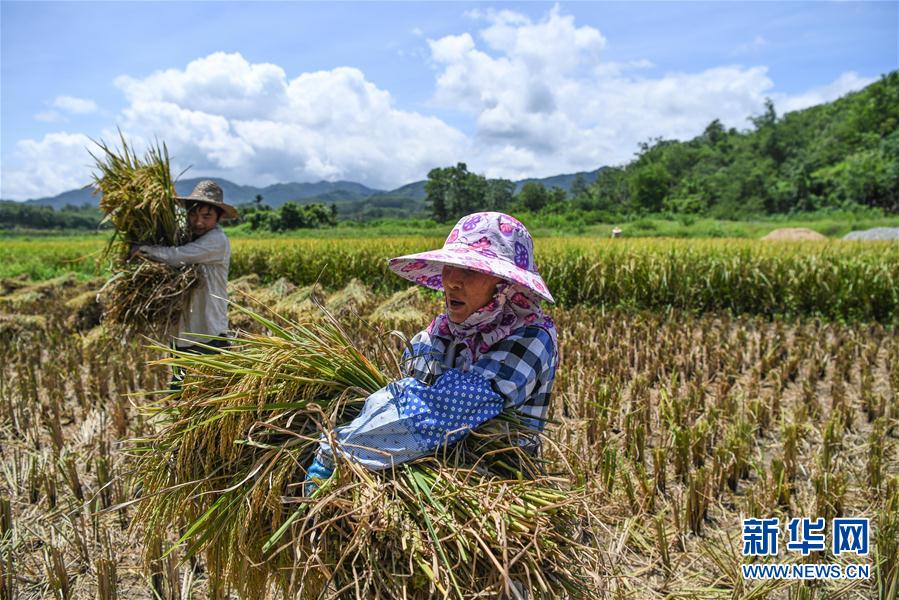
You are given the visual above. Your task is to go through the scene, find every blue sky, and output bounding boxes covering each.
[1,1,896,200]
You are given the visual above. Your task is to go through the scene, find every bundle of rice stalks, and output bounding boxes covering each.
[0,314,47,350]
[229,279,326,333]
[0,274,30,297]
[93,135,187,252]
[98,260,199,334]
[81,323,130,357]
[273,285,327,323]
[324,278,375,318]
[368,286,438,332]
[131,308,593,599]
[64,289,103,331]
[267,276,297,298]
[0,274,82,315]
[227,273,261,296]
[92,134,197,335]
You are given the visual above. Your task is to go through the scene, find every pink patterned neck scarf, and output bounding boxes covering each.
[427,283,558,370]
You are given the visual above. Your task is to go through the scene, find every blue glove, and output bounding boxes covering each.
[304,457,334,496]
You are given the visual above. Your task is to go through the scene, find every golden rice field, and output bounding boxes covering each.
[0,238,897,598]
[3,236,898,322]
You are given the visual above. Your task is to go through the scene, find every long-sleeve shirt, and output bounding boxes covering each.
[139,226,230,347]
[316,325,556,470]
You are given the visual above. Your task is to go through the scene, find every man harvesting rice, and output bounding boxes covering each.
[307,212,558,490]
[132,180,236,387]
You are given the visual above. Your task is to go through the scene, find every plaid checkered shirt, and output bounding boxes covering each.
[402,325,556,430]
[316,325,556,470]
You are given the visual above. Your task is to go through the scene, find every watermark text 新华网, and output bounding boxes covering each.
[741,517,869,580]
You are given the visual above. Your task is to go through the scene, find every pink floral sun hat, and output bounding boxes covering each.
[388,212,554,303]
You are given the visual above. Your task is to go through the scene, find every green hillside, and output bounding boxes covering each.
[573,71,899,217]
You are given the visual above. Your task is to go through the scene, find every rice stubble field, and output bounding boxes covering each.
[0,237,897,598]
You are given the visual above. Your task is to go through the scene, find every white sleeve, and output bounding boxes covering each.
[139,230,226,266]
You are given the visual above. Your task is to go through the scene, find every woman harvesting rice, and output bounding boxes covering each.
[307,212,558,489]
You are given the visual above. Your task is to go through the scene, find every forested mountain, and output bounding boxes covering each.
[21,178,378,211]
[574,71,898,217]
[15,170,601,216]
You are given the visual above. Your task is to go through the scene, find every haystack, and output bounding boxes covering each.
[0,274,30,297]
[228,278,327,333]
[761,227,827,241]
[227,273,261,296]
[267,276,297,298]
[81,323,130,357]
[273,285,326,321]
[133,308,593,599]
[843,227,899,241]
[0,314,47,349]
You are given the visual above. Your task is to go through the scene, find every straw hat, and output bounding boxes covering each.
[388,212,554,303]
[175,180,238,220]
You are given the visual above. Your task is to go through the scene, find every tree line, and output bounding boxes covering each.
[0,198,337,232]
[0,201,102,230]
[238,199,337,231]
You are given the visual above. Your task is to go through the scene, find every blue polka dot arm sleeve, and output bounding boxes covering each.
[317,370,504,471]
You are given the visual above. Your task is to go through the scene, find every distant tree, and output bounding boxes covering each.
[581,167,627,212]
[425,167,450,222]
[749,98,790,166]
[702,119,726,147]
[570,173,589,200]
[0,200,102,230]
[629,163,671,212]
[485,178,514,211]
[543,187,569,213]
[304,203,335,228]
[425,163,488,222]
[458,168,487,217]
[750,98,777,131]
[279,202,306,230]
[255,194,264,206]
[518,182,549,212]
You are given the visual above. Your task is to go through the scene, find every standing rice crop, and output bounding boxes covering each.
[131,307,594,599]
[92,135,197,335]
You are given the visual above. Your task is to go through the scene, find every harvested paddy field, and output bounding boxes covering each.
[1,270,896,598]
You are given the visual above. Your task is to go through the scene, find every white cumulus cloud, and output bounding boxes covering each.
[1,132,95,200]
[776,71,876,114]
[109,52,468,189]
[428,7,782,177]
[427,7,875,179]
[5,52,469,198]
[53,95,98,114]
[34,110,62,123]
